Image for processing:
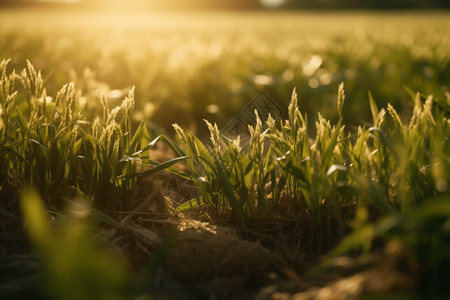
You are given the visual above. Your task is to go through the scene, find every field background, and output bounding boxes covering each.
[1,8,449,136]
[1,5,450,299]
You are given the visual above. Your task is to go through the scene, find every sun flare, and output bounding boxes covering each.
[259,0,287,8]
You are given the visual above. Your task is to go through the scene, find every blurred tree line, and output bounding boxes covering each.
[285,0,450,9]
[0,0,449,9]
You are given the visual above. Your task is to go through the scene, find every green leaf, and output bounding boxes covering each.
[185,133,215,176]
[320,118,342,173]
[0,209,22,221]
[128,121,144,155]
[119,156,142,163]
[144,134,185,158]
[83,134,97,149]
[368,91,379,127]
[174,197,206,213]
[263,145,274,183]
[218,167,245,228]
[238,183,249,208]
[275,170,287,202]
[89,207,118,226]
[353,129,370,158]
[403,86,417,101]
[140,123,151,170]
[20,188,52,250]
[278,152,309,189]
[28,138,48,153]
[72,138,84,155]
[16,107,27,130]
[136,156,190,179]
[368,127,393,151]
[147,159,193,180]
[326,164,348,177]
[328,224,375,257]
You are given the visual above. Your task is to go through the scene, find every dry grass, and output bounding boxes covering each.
[166,219,273,280]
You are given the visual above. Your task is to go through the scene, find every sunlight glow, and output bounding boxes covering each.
[39,0,80,3]
[259,0,287,8]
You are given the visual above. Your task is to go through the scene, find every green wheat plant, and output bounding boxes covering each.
[173,83,449,250]
[2,12,449,137]
[0,59,178,216]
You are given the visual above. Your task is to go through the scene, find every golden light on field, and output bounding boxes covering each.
[38,0,79,2]
[259,0,287,8]
[32,0,287,11]
[38,0,151,11]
